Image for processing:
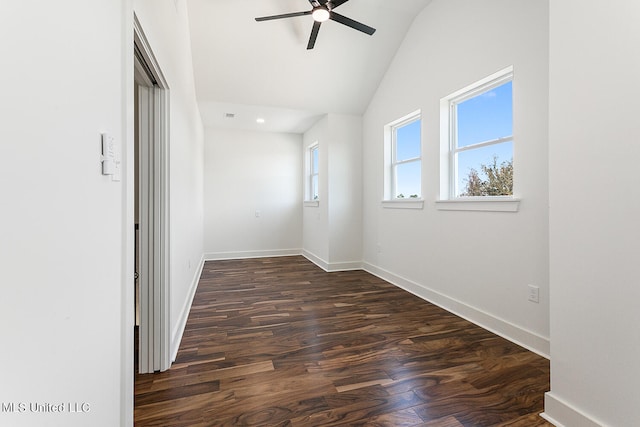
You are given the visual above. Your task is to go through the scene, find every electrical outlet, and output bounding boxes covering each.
[528,285,539,303]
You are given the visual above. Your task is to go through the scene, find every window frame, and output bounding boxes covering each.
[438,66,519,212]
[305,142,319,204]
[383,110,423,208]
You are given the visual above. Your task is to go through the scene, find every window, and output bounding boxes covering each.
[444,67,513,199]
[384,110,422,203]
[306,143,319,202]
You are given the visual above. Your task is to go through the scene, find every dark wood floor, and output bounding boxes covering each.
[135,256,551,426]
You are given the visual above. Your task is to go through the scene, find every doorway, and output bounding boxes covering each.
[134,17,171,374]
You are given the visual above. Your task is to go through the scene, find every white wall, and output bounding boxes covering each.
[362,0,550,355]
[327,114,363,268]
[0,1,130,426]
[0,1,204,425]
[303,117,331,264]
[544,0,640,425]
[302,114,363,271]
[133,0,206,358]
[203,129,302,258]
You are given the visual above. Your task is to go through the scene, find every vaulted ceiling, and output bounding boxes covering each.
[186,0,432,133]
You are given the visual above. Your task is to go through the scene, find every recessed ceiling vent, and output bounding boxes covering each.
[224,113,235,119]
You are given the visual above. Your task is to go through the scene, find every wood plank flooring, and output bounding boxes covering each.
[135,256,551,426]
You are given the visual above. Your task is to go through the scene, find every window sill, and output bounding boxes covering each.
[435,197,520,212]
[382,199,424,210]
[304,200,319,207]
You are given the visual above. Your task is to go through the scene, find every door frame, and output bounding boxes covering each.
[134,15,171,374]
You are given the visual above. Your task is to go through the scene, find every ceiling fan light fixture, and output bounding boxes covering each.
[255,1,376,50]
[312,7,330,22]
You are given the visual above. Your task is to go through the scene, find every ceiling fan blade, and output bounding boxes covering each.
[255,10,312,22]
[308,0,328,6]
[307,21,322,50]
[329,12,376,35]
[329,0,350,9]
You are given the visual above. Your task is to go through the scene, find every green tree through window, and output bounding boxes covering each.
[460,156,512,196]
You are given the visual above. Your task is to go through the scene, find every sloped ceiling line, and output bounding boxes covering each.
[186,0,432,133]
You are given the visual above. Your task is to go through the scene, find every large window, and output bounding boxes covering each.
[385,111,422,201]
[306,143,319,201]
[445,68,513,198]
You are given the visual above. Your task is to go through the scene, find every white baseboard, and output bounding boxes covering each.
[302,250,362,272]
[362,262,550,358]
[302,250,329,270]
[170,254,205,362]
[541,392,604,427]
[326,260,363,272]
[204,249,302,261]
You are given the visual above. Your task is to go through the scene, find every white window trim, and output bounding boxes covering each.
[435,197,519,212]
[305,142,319,203]
[382,199,424,210]
[383,109,422,208]
[439,66,516,210]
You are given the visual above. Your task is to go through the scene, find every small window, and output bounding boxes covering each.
[444,67,513,198]
[384,111,422,200]
[306,143,319,201]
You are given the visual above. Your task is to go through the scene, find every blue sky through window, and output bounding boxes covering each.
[457,82,512,147]
[310,146,319,199]
[396,161,421,197]
[394,119,421,197]
[311,147,319,173]
[455,81,513,195]
[396,120,421,161]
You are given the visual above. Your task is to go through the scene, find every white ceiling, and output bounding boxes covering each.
[186,0,432,133]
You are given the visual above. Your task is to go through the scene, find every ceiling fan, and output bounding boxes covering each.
[255,0,376,50]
